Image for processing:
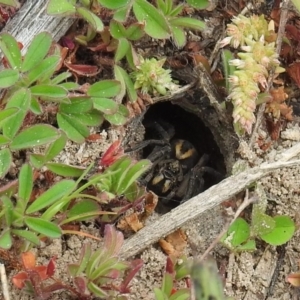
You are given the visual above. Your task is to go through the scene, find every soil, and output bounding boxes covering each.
[1,1,300,300]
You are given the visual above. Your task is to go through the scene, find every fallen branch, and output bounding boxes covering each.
[120,158,300,259]
[2,0,73,52]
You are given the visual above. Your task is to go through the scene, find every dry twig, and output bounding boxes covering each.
[120,157,300,259]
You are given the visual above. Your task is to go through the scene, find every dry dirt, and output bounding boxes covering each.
[5,118,300,300]
[2,1,300,300]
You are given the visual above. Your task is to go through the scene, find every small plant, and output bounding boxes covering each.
[220,184,295,251]
[12,225,143,299]
[0,32,132,176]
[154,257,190,300]
[0,144,151,249]
[190,259,233,300]
[46,0,208,100]
[131,57,179,96]
[220,14,285,135]
[0,0,19,7]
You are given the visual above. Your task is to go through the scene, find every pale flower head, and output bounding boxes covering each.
[219,36,232,48]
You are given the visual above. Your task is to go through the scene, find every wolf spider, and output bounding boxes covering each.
[126,121,223,204]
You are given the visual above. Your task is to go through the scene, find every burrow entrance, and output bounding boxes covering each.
[140,101,226,205]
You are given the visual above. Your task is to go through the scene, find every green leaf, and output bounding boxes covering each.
[0,33,22,69]
[169,17,205,31]
[162,273,173,296]
[113,6,131,22]
[1,196,14,226]
[66,199,100,221]
[92,97,118,114]
[0,148,12,178]
[109,20,127,39]
[260,215,295,246]
[57,113,90,143]
[88,80,121,98]
[21,32,52,72]
[133,0,170,39]
[59,97,93,114]
[222,49,235,92]
[26,179,76,214]
[104,104,129,125]
[77,7,104,32]
[221,218,250,248]
[114,65,137,102]
[47,0,76,15]
[235,239,256,251]
[10,124,60,150]
[24,217,62,238]
[117,159,151,194]
[27,55,60,85]
[46,163,85,177]
[169,289,190,300]
[30,84,68,99]
[51,71,72,85]
[186,0,209,9]
[0,135,11,146]
[125,23,145,40]
[72,110,103,126]
[0,69,19,88]
[0,0,20,7]
[68,244,91,277]
[30,96,43,114]
[44,132,67,161]
[18,163,33,206]
[170,24,186,48]
[115,38,130,62]
[168,4,184,17]
[154,288,165,300]
[3,88,30,139]
[29,154,46,169]
[59,82,79,90]
[252,211,275,236]
[190,260,226,300]
[98,0,130,10]
[87,282,107,298]
[0,107,19,127]
[0,229,12,249]
[12,229,40,246]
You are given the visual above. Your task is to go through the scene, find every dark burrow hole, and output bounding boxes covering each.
[140,101,226,208]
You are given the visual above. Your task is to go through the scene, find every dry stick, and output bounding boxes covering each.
[249,0,290,147]
[2,0,73,53]
[120,158,300,259]
[0,263,10,300]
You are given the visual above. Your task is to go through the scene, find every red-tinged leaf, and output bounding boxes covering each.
[34,265,48,280]
[287,62,300,87]
[119,259,143,293]
[285,24,300,41]
[287,273,300,287]
[60,36,76,50]
[21,251,36,269]
[100,140,124,167]
[74,276,88,292]
[12,272,28,289]
[64,61,101,77]
[46,257,56,277]
[166,256,175,274]
[104,224,124,256]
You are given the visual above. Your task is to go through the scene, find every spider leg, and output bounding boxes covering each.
[181,163,224,203]
[124,139,168,153]
[181,154,210,202]
[145,121,175,141]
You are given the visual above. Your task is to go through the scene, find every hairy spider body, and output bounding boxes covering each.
[126,121,223,204]
[148,139,199,199]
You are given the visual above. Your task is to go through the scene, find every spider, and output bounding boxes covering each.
[126,121,223,204]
